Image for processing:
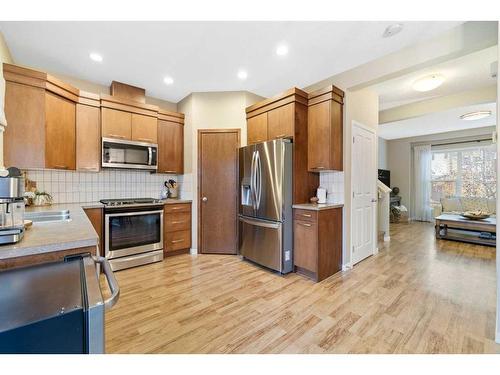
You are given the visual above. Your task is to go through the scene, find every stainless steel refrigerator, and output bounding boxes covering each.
[238,138,293,273]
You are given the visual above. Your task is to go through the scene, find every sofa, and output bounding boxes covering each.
[432,196,496,218]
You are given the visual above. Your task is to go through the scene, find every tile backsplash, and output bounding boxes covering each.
[23,169,193,204]
[319,171,344,204]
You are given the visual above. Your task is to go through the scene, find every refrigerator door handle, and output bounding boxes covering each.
[256,151,262,210]
[239,216,280,229]
[250,150,257,210]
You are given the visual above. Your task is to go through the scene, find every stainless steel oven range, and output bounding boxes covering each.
[100,198,164,271]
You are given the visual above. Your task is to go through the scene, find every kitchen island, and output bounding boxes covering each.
[0,202,102,270]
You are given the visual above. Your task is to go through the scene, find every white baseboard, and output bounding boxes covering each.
[383,234,391,242]
[342,263,353,271]
[190,248,197,255]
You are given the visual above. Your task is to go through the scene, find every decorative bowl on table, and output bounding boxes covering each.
[460,210,491,220]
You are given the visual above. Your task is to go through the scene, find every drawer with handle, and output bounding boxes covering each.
[293,209,317,222]
[165,230,191,252]
[165,212,191,232]
[164,203,191,214]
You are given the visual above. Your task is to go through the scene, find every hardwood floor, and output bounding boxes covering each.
[102,222,499,353]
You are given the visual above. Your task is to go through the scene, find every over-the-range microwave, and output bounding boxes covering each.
[102,137,158,171]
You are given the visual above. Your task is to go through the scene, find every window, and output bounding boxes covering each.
[430,143,496,201]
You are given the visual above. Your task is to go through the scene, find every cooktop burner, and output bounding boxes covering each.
[100,198,164,207]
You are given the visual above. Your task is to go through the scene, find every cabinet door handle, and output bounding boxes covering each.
[313,166,326,170]
[299,223,312,227]
[163,170,177,174]
[171,239,184,244]
[275,134,286,138]
[79,166,99,171]
[53,165,68,170]
[171,220,186,224]
[300,213,312,218]
[108,134,126,139]
[137,137,153,143]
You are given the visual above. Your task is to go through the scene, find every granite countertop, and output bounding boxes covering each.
[0,198,193,261]
[0,203,100,260]
[292,203,344,211]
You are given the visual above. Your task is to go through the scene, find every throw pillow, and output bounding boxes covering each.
[441,197,462,212]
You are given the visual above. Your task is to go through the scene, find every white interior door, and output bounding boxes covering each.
[351,122,377,265]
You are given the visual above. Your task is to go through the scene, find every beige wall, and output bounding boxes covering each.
[387,126,496,217]
[0,32,13,172]
[342,88,379,266]
[178,91,265,250]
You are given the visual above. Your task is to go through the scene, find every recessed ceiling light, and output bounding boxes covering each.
[163,76,174,85]
[237,70,248,80]
[89,52,103,62]
[276,44,289,56]
[460,111,492,121]
[382,23,403,38]
[412,74,445,92]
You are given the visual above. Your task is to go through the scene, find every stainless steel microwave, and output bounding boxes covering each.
[102,138,158,171]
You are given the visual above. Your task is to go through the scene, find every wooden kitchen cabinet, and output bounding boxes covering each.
[45,92,76,170]
[131,113,157,144]
[247,112,268,145]
[158,119,184,174]
[164,202,192,256]
[101,107,132,140]
[308,85,344,172]
[76,91,101,172]
[84,207,104,255]
[267,103,294,140]
[157,109,185,175]
[294,207,343,282]
[246,88,318,204]
[3,64,79,170]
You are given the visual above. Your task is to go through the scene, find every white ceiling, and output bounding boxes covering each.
[378,102,497,140]
[0,21,463,103]
[374,45,498,110]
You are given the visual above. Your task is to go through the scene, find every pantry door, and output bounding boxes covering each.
[198,129,240,254]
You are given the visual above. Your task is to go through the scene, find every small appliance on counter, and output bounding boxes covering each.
[0,254,119,353]
[0,167,25,245]
[316,187,327,204]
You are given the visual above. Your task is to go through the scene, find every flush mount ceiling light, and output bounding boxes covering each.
[237,70,248,80]
[89,52,103,62]
[276,44,289,56]
[382,23,403,38]
[163,76,174,85]
[412,74,445,92]
[460,110,492,121]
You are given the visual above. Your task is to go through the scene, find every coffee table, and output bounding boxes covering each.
[435,214,496,247]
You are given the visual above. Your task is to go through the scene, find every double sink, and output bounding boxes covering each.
[25,210,71,223]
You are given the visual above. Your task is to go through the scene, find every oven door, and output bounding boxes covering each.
[105,209,163,259]
[102,138,158,170]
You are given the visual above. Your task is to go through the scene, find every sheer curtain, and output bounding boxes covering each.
[413,144,432,221]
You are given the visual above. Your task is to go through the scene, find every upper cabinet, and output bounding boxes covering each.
[76,91,101,172]
[3,63,185,174]
[131,113,157,144]
[246,88,318,204]
[267,103,294,140]
[3,64,78,170]
[101,107,131,140]
[247,112,268,145]
[157,109,184,174]
[307,85,344,172]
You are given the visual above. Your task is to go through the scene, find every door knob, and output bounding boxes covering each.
[202,197,208,202]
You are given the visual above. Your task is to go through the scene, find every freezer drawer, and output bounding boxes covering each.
[239,216,292,273]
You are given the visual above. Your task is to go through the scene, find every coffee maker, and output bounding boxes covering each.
[0,169,25,245]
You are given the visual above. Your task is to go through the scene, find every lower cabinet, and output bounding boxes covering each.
[164,202,192,256]
[83,208,103,255]
[293,207,342,282]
